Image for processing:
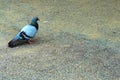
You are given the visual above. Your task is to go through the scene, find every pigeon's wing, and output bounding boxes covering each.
[8,30,26,48]
[20,25,37,39]
[13,32,21,40]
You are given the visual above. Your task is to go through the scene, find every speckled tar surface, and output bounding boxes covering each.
[0,0,120,80]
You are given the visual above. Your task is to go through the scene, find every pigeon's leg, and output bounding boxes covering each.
[28,39,34,44]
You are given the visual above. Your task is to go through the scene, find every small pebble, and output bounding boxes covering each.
[43,21,49,23]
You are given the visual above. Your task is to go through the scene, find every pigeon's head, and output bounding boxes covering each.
[31,17,39,23]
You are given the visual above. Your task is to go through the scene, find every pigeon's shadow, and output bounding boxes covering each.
[34,36,53,45]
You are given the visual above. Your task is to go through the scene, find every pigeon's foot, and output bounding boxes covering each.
[28,40,35,44]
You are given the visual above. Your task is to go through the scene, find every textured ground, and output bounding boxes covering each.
[0,0,120,80]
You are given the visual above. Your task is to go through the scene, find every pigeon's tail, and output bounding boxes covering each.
[8,33,21,48]
[8,39,28,48]
[8,39,17,48]
[8,32,26,48]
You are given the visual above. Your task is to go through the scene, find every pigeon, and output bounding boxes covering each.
[8,17,39,48]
